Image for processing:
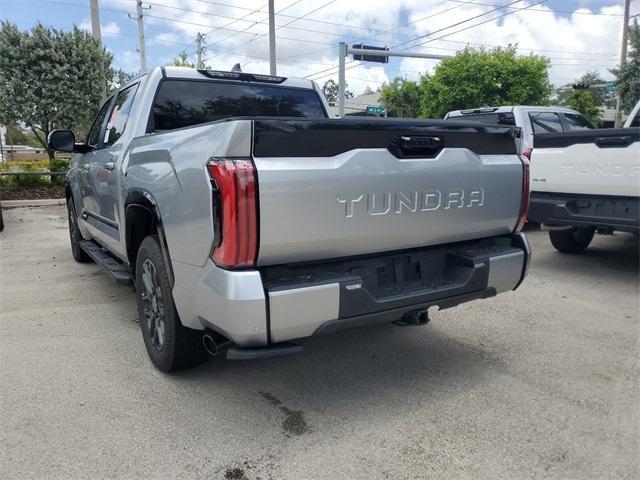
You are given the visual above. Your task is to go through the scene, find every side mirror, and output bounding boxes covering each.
[48,129,76,152]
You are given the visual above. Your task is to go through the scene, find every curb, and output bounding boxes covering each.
[1,198,66,208]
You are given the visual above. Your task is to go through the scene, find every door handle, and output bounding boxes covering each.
[595,136,632,148]
[104,162,115,170]
[81,163,90,171]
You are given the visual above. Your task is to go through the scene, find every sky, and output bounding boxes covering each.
[1,0,638,95]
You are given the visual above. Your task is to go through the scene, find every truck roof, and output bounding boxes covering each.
[446,105,582,117]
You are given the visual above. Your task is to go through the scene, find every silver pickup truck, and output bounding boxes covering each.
[49,67,531,371]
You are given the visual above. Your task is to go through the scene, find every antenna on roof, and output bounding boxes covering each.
[231,63,242,73]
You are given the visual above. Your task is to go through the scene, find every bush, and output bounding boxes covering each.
[50,157,69,186]
[13,163,50,187]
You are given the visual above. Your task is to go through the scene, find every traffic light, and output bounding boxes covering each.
[351,44,389,63]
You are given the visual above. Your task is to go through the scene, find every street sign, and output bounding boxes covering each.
[366,105,385,115]
[351,44,389,63]
[607,81,616,93]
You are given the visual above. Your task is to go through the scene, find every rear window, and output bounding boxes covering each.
[448,112,516,126]
[151,79,326,131]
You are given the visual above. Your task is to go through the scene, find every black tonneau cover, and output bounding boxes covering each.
[534,127,640,149]
[248,118,520,157]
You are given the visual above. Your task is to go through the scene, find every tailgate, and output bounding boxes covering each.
[531,128,640,197]
[252,119,523,266]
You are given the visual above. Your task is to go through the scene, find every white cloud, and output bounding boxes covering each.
[100,1,635,91]
[78,19,121,38]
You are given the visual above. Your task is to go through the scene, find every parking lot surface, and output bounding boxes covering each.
[1,205,638,479]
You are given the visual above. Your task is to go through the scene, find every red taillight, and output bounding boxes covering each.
[207,159,257,268]
[515,153,530,232]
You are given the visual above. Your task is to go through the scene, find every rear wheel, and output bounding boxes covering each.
[135,235,207,371]
[549,227,595,253]
[67,199,91,263]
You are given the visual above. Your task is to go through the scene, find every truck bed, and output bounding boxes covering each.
[531,128,640,197]
[529,128,640,232]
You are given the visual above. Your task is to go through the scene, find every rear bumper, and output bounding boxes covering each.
[528,192,640,233]
[172,234,530,347]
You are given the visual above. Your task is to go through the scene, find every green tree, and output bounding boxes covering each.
[173,51,197,68]
[566,90,602,125]
[109,68,135,96]
[321,79,353,103]
[380,77,422,118]
[556,71,615,110]
[4,123,41,148]
[611,21,640,112]
[0,22,112,160]
[418,46,552,118]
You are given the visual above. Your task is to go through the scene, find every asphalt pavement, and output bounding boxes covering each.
[1,205,638,479]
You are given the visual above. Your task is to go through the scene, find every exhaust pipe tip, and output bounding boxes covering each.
[202,331,233,357]
[202,334,218,356]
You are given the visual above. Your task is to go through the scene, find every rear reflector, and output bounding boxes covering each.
[515,153,530,232]
[207,159,257,268]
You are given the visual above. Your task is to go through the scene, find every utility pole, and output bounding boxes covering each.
[268,0,276,75]
[196,32,205,69]
[614,0,631,128]
[136,0,147,72]
[89,0,102,47]
[338,42,347,117]
[90,0,106,101]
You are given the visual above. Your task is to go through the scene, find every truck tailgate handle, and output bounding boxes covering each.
[389,135,444,158]
[595,136,633,148]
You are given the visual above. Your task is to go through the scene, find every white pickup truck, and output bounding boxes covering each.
[528,126,640,252]
[444,105,594,153]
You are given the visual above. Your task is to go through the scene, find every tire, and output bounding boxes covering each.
[549,227,595,254]
[67,199,92,263]
[135,235,207,371]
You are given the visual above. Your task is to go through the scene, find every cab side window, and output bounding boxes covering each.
[529,112,563,134]
[564,113,594,131]
[86,98,113,148]
[104,84,139,147]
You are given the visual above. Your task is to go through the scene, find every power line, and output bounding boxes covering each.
[137,1,375,43]
[305,0,553,81]
[304,0,528,79]
[400,0,550,51]
[393,0,529,50]
[431,37,617,58]
[446,0,624,16]
[205,0,337,62]
[202,0,305,60]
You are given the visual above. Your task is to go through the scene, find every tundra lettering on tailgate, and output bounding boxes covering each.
[337,188,485,218]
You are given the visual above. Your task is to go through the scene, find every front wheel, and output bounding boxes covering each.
[67,199,91,263]
[549,227,595,254]
[135,235,207,371]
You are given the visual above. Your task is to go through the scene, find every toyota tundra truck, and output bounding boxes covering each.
[49,67,531,371]
[528,127,640,253]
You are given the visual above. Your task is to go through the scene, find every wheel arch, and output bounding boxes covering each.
[124,190,174,285]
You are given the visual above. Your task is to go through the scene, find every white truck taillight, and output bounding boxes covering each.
[207,159,258,268]
[515,151,531,232]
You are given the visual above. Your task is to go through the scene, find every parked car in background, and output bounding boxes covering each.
[48,66,531,372]
[444,105,594,153]
[528,125,640,253]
